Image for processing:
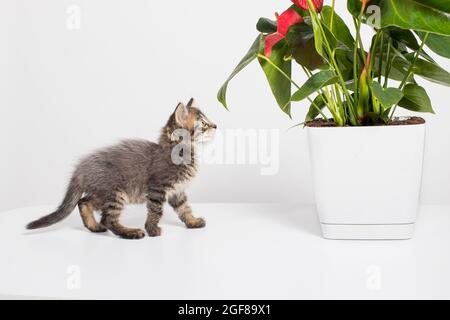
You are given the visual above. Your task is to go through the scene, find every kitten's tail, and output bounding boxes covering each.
[26,176,84,230]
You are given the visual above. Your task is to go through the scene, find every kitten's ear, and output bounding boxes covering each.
[174,102,189,126]
[187,98,196,108]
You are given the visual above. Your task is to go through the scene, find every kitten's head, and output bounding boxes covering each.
[162,98,217,145]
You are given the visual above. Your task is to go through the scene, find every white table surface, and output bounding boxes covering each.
[0,204,449,300]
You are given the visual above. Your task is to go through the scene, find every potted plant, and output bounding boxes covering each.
[218,0,450,239]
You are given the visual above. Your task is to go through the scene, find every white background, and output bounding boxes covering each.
[1,0,449,211]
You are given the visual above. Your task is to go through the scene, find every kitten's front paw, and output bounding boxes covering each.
[186,217,206,229]
[146,226,162,237]
[120,229,146,240]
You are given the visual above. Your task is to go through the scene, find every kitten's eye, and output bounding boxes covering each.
[201,120,207,127]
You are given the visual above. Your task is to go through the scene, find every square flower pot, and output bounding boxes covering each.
[307,122,426,240]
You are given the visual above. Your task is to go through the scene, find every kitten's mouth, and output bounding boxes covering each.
[199,129,216,144]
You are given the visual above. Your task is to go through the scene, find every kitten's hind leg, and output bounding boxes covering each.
[168,192,206,229]
[101,196,145,240]
[78,197,107,233]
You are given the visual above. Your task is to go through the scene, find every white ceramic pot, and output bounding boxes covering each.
[307,122,426,240]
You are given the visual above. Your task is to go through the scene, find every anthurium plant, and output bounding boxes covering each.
[218,0,450,126]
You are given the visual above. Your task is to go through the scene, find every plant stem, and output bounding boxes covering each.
[377,31,384,83]
[330,0,336,32]
[307,0,354,125]
[369,32,382,81]
[301,66,330,121]
[353,18,367,61]
[302,65,313,78]
[399,33,429,89]
[353,5,366,101]
[389,33,429,119]
[383,38,392,88]
[334,84,346,124]
[323,87,343,126]
[307,1,354,107]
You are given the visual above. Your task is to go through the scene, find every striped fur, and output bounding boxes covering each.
[26,99,216,239]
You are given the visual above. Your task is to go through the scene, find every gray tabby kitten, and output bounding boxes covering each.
[27,98,217,239]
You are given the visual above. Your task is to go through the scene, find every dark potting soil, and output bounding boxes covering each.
[305,117,426,128]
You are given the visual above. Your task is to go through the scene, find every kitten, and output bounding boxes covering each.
[26,98,217,239]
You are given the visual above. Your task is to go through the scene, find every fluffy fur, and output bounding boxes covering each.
[27,99,216,239]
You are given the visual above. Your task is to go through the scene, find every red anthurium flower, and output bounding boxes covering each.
[264,8,303,57]
[291,0,324,12]
[277,8,304,35]
[264,33,285,57]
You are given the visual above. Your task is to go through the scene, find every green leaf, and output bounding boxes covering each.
[385,28,434,62]
[335,50,356,81]
[372,45,415,82]
[258,41,293,116]
[381,0,450,36]
[418,32,450,59]
[217,35,262,109]
[370,81,404,110]
[256,18,277,34]
[348,0,450,36]
[291,70,339,102]
[398,84,435,114]
[286,24,324,70]
[308,9,324,57]
[306,94,326,122]
[347,0,366,14]
[321,22,342,52]
[387,28,419,50]
[381,108,392,123]
[393,54,450,86]
[321,6,355,50]
[371,59,406,82]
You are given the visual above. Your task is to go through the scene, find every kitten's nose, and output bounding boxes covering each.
[211,124,217,129]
